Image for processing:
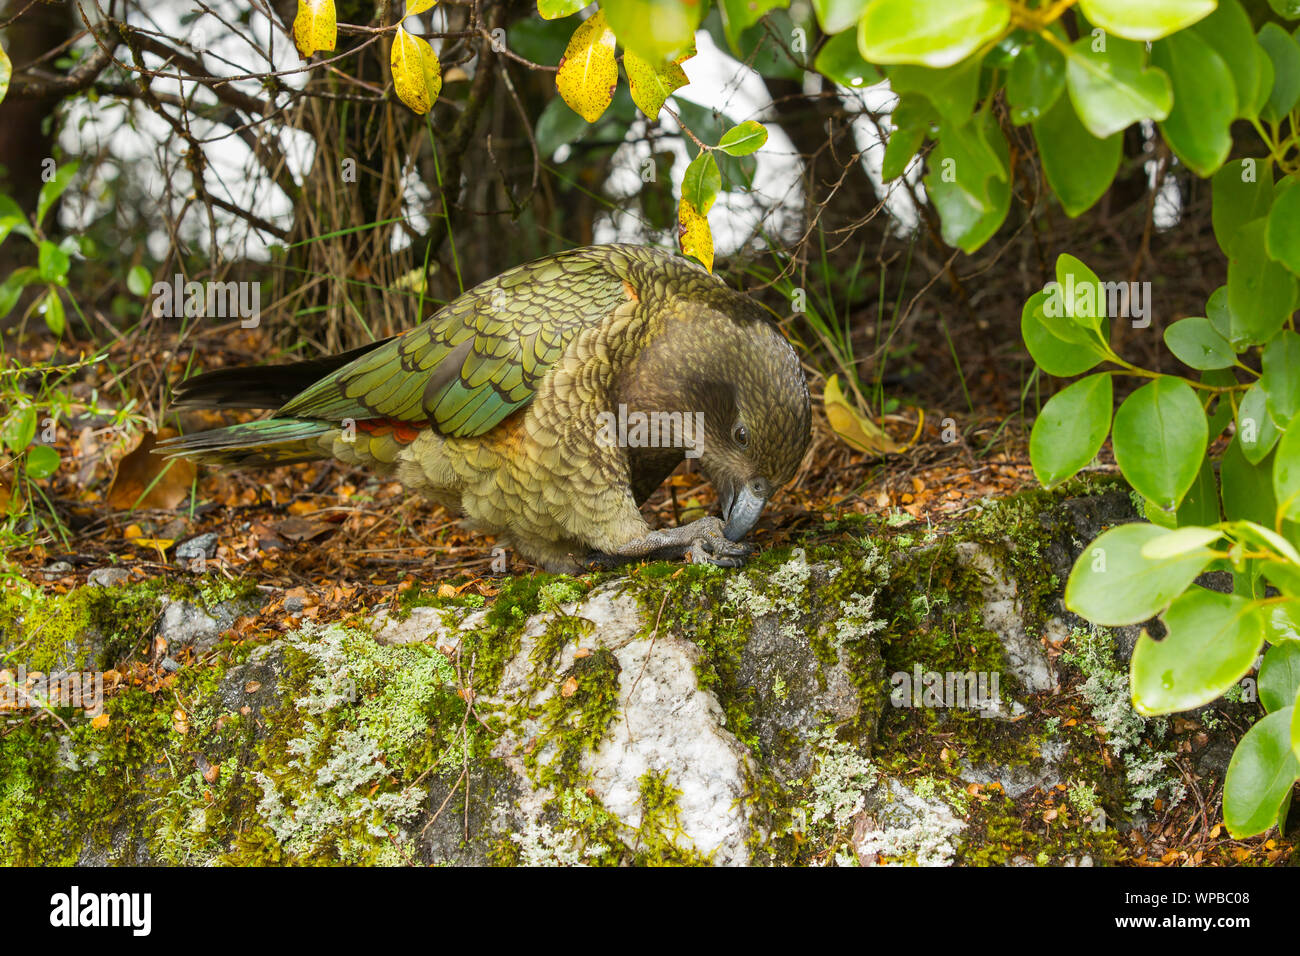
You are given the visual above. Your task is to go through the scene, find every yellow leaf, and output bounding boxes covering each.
[391,25,442,114]
[823,374,902,455]
[405,0,438,16]
[624,49,689,118]
[293,0,337,60]
[0,41,11,107]
[556,10,617,123]
[678,198,713,273]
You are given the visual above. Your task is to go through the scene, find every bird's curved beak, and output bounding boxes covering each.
[722,482,769,542]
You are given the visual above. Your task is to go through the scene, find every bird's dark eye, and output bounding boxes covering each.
[732,423,749,447]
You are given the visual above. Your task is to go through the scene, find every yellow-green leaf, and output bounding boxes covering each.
[624,49,689,117]
[678,198,713,272]
[391,25,442,114]
[539,0,589,19]
[0,42,10,106]
[823,374,902,454]
[293,0,337,59]
[406,0,438,16]
[556,10,618,123]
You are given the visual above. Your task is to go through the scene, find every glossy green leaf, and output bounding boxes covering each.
[923,112,1010,253]
[1224,437,1278,525]
[1065,36,1172,139]
[1151,31,1234,177]
[812,0,868,35]
[1029,373,1113,488]
[1258,23,1300,123]
[1273,413,1300,523]
[1261,642,1300,713]
[1131,586,1264,715]
[24,444,60,480]
[42,287,64,336]
[1032,90,1122,217]
[1228,219,1298,347]
[1192,0,1260,118]
[857,0,1009,69]
[1267,180,1300,276]
[538,0,588,18]
[814,29,881,88]
[1261,331,1300,429]
[1224,707,1299,838]
[1065,522,1217,626]
[886,57,980,122]
[1163,316,1234,370]
[1112,377,1207,512]
[717,121,768,156]
[717,0,786,55]
[881,95,934,181]
[2,406,36,453]
[1020,289,1108,376]
[604,0,702,64]
[1007,33,1065,125]
[681,150,721,213]
[1239,384,1281,465]
[1213,161,1274,258]
[1078,0,1215,42]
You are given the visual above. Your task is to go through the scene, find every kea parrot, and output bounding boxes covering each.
[160,245,811,572]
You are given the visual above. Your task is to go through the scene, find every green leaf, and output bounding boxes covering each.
[1261,642,1300,713]
[1066,522,1218,626]
[36,162,78,228]
[1020,290,1108,377]
[0,266,38,318]
[1258,23,1300,124]
[1192,0,1260,118]
[127,265,152,298]
[1029,373,1113,488]
[1077,0,1215,42]
[1267,180,1300,276]
[1261,331,1300,430]
[538,0,589,19]
[1151,31,1234,177]
[1163,316,1234,370]
[2,407,37,453]
[0,40,10,107]
[1227,219,1298,347]
[1273,413,1300,523]
[603,0,703,64]
[1007,32,1065,125]
[535,96,591,158]
[37,241,69,286]
[1223,707,1299,838]
[1052,253,1109,338]
[1206,158,1268,257]
[923,111,1010,253]
[1239,384,1281,464]
[1224,437,1278,525]
[717,0,786,55]
[812,0,868,35]
[1131,586,1264,715]
[1293,701,1300,763]
[1253,41,1278,118]
[717,121,768,156]
[857,0,1008,68]
[886,57,980,122]
[814,29,881,88]
[681,151,721,213]
[24,444,60,480]
[1064,35,1172,139]
[1139,525,1223,560]
[1032,90,1122,217]
[1271,0,1300,18]
[41,287,65,336]
[1112,377,1207,512]
[1170,456,1222,526]
[881,95,934,182]
[623,49,689,118]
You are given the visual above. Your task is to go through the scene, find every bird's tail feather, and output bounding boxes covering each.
[170,337,394,411]
[156,418,333,468]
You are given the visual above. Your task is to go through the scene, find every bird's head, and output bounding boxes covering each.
[626,290,811,541]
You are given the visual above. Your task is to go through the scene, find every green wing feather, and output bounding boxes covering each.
[278,246,647,437]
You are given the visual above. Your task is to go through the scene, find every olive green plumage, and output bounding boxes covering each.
[160,244,811,571]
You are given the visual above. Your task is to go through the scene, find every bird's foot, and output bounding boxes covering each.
[587,516,754,570]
